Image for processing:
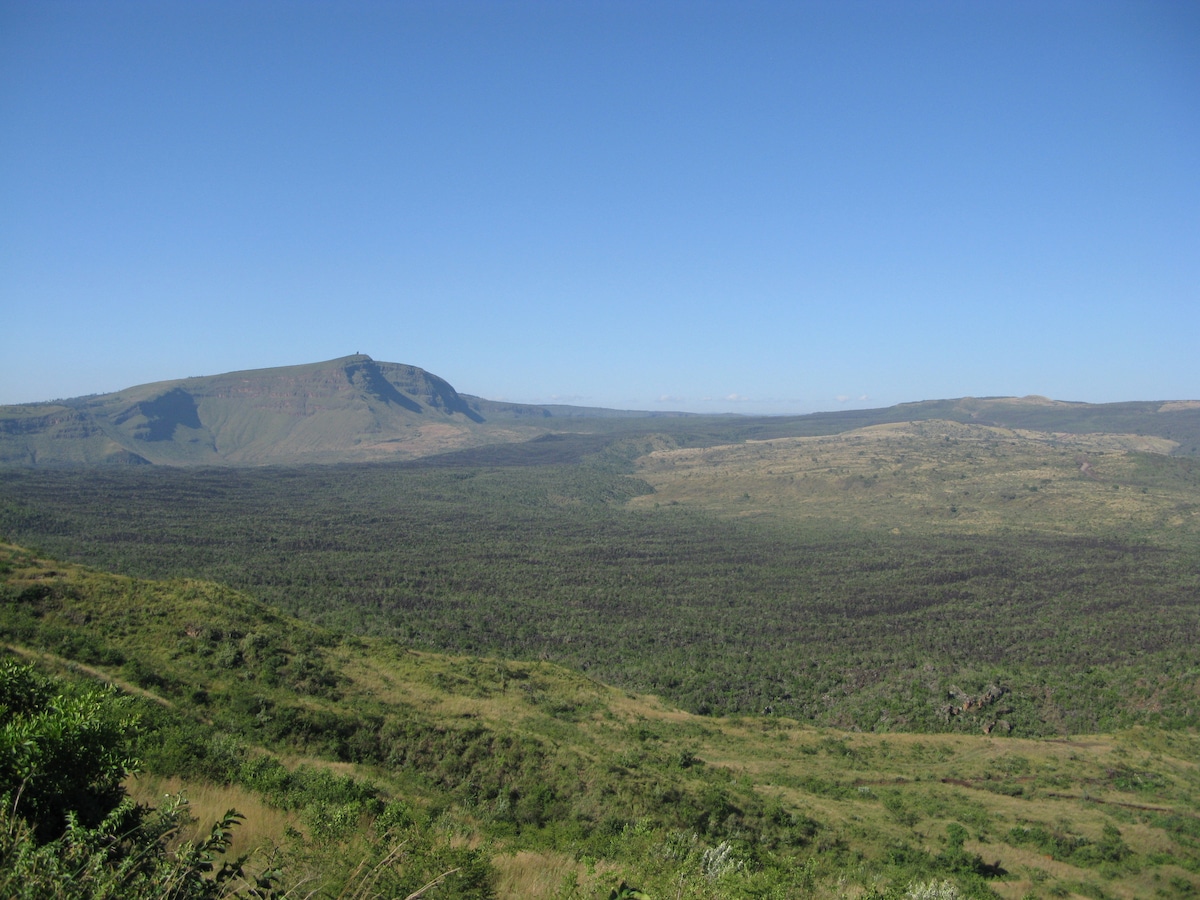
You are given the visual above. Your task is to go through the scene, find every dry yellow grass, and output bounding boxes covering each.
[630,420,1197,539]
[125,774,299,864]
[492,849,621,899]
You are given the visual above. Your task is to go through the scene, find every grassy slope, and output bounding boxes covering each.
[3,543,1199,899]
[0,356,548,466]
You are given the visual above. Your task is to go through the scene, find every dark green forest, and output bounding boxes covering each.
[2,458,1197,736]
[4,541,1199,899]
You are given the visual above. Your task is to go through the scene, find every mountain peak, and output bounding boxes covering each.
[0,356,495,466]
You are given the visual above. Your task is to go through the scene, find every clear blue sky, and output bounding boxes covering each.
[2,1,1197,413]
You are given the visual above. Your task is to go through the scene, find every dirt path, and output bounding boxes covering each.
[4,643,174,707]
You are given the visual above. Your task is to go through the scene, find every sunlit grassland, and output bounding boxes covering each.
[492,849,623,899]
[3,405,1200,897]
[631,420,1199,541]
[125,774,299,867]
[685,722,1200,899]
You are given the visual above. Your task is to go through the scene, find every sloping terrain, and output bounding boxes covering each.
[631,419,1200,539]
[3,543,1199,899]
[3,449,1198,736]
[3,387,1199,897]
[0,355,548,466]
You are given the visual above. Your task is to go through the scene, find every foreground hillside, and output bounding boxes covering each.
[3,543,1199,899]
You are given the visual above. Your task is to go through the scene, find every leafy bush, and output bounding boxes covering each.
[0,797,271,900]
[1005,823,1130,867]
[0,658,135,841]
[0,658,273,898]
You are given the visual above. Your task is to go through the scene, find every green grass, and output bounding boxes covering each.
[631,420,1199,539]
[3,543,1199,898]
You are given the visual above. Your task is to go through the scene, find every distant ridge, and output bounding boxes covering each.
[0,355,697,467]
[1,355,1197,466]
[0,355,508,466]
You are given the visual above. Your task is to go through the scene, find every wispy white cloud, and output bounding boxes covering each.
[701,393,752,403]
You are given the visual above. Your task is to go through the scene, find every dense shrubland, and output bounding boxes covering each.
[2,426,1199,896]
[1,461,1197,736]
[2,543,1199,897]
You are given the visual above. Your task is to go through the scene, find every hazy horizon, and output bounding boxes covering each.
[6,350,1197,418]
[2,1,1196,413]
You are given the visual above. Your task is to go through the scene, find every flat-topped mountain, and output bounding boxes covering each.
[0,355,588,466]
[2,355,1197,466]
